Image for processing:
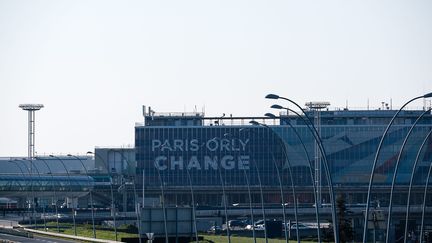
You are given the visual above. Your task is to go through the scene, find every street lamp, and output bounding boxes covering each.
[404,129,432,243]
[36,157,60,233]
[267,94,339,243]
[67,154,96,239]
[108,149,142,243]
[49,155,77,236]
[226,131,258,243]
[87,151,118,241]
[264,112,322,242]
[384,107,432,243]
[249,120,298,243]
[419,156,432,243]
[359,92,432,243]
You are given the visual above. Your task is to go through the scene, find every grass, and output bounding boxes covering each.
[199,234,317,243]
[39,223,319,242]
[42,222,137,241]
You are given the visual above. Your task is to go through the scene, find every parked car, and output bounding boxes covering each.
[283,222,313,230]
[207,225,222,234]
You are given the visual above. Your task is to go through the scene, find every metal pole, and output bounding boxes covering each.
[384,108,431,243]
[88,151,118,241]
[49,155,76,236]
[217,152,231,243]
[68,155,96,239]
[155,168,169,243]
[37,158,60,233]
[269,96,339,243]
[360,95,426,243]
[242,164,257,243]
[403,129,432,243]
[252,121,301,243]
[252,159,268,243]
[419,159,432,243]
[280,115,322,242]
[185,165,199,242]
[110,150,142,243]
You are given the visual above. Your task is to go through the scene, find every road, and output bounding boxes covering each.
[0,233,77,243]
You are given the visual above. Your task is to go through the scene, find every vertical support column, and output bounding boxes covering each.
[314,109,322,207]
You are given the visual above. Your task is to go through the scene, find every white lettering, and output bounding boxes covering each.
[154,156,168,170]
[161,140,173,152]
[170,156,183,170]
[190,139,199,151]
[206,139,219,151]
[173,140,184,152]
[239,139,250,151]
[221,155,235,170]
[204,156,218,170]
[187,156,201,170]
[220,139,230,151]
[152,140,161,152]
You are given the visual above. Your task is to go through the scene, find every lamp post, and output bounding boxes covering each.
[184,161,199,243]
[419,156,432,243]
[49,155,77,236]
[87,151,118,241]
[67,154,96,239]
[384,108,432,243]
[36,157,60,233]
[153,164,169,243]
[16,158,42,228]
[403,129,432,243]
[267,94,338,243]
[108,149,142,243]
[242,162,257,243]
[249,120,297,243]
[264,112,322,242]
[353,92,432,243]
[228,130,257,243]
[215,137,232,243]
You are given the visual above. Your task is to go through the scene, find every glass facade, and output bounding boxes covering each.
[135,110,432,206]
[0,175,93,194]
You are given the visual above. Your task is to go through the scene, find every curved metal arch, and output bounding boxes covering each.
[270,96,339,243]
[385,108,431,243]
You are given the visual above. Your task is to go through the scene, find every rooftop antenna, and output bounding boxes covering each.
[19,104,44,160]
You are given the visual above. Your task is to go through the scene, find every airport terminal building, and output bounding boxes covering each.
[135,106,432,208]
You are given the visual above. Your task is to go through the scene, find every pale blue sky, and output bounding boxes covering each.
[1,0,431,156]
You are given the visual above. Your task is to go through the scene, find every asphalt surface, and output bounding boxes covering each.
[0,233,77,243]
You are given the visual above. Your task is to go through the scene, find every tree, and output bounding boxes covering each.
[336,194,354,243]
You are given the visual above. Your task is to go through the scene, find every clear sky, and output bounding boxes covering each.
[1,0,431,156]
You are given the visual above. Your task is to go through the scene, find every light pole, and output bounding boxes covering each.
[154,163,169,243]
[419,156,432,243]
[36,157,60,233]
[403,129,432,243]
[87,151,118,241]
[267,93,338,243]
[215,137,232,243]
[250,120,298,243]
[354,92,432,243]
[109,149,142,243]
[227,130,258,243]
[67,154,96,239]
[184,161,199,243]
[384,108,432,243]
[49,155,77,236]
[16,158,42,228]
[265,112,322,242]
